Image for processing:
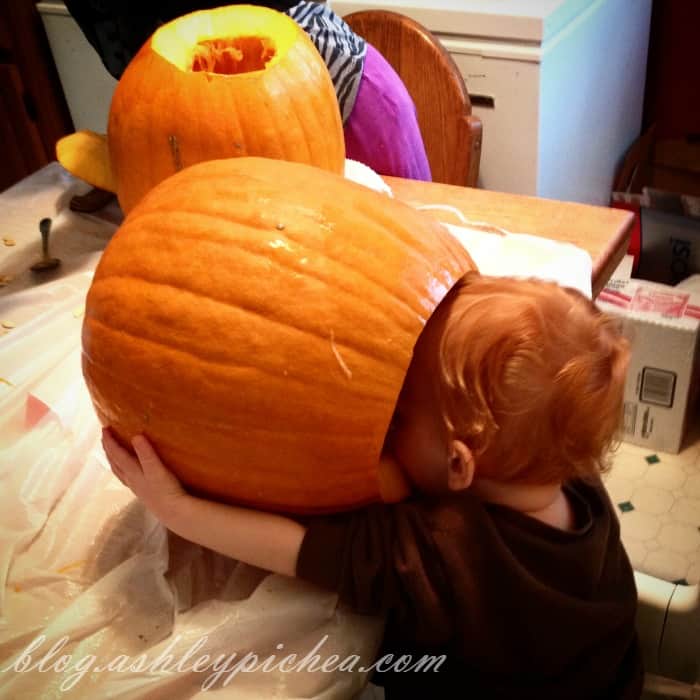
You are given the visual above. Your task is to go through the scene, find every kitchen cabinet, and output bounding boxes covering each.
[0,1,73,190]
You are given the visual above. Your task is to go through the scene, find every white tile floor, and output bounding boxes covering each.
[604,411,700,585]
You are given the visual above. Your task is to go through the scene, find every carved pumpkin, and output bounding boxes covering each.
[83,158,476,514]
[57,5,345,213]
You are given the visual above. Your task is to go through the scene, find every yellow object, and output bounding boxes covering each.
[56,130,117,193]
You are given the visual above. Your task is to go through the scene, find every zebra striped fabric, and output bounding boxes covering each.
[287,2,367,123]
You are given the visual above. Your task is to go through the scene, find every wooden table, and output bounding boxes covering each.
[386,177,634,297]
[0,165,632,300]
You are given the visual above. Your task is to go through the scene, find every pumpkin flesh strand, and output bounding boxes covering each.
[191,37,277,74]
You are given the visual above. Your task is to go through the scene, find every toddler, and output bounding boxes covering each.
[103,273,643,699]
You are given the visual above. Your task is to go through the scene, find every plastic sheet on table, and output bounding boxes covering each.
[0,275,384,700]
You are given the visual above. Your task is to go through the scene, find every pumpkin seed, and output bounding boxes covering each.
[2,237,15,247]
[1,320,16,329]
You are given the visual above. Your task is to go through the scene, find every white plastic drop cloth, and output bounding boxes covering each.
[0,163,592,699]
[0,269,385,700]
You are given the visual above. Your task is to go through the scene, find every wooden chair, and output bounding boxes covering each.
[344,9,482,188]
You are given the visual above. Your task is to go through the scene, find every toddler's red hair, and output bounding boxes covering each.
[435,273,630,484]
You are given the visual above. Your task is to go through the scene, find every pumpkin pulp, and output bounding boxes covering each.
[150,5,296,75]
[192,37,276,74]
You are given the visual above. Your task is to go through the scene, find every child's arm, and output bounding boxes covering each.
[101,429,305,577]
[102,429,451,636]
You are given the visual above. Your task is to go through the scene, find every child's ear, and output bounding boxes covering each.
[447,440,475,491]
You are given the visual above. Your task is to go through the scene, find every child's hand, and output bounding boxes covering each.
[101,428,188,519]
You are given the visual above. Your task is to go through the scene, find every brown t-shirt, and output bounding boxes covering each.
[296,478,643,699]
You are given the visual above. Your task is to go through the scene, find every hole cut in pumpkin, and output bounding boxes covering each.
[191,37,276,74]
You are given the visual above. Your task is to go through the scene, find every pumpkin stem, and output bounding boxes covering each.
[191,37,276,74]
[168,135,183,171]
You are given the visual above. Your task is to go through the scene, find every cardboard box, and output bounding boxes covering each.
[597,278,700,453]
[636,189,700,285]
[612,132,700,285]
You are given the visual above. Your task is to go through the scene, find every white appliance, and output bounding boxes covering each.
[331,0,652,205]
[37,1,117,134]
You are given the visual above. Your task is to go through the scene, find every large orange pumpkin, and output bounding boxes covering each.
[83,158,476,514]
[58,5,345,213]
